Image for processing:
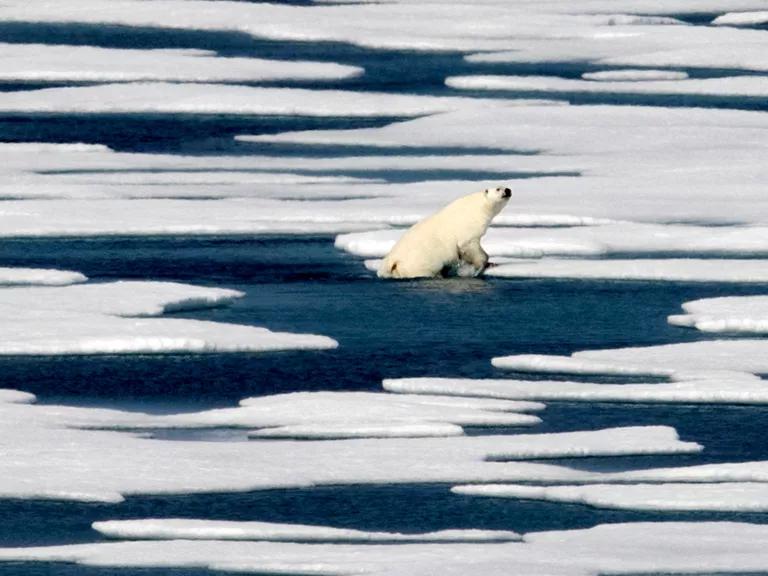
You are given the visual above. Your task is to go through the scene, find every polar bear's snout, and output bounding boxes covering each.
[484,186,512,201]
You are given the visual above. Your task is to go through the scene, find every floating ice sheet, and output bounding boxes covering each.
[466,24,768,73]
[0,198,386,236]
[384,377,768,405]
[0,387,698,501]
[493,340,768,381]
[0,280,337,355]
[713,10,768,26]
[447,74,768,97]
[81,391,545,437]
[0,0,700,53]
[252,105,768,226]
[4,522,768,575]
[452,482,768,512]
[92,519,522,542]
[0,267,87,286]
[0,43,362,83]
[487,258,768,283]
[2,97,768,237]
[581,69,689,81]
[1,0,765,56]
[0,83,490,116]
[669,295,768,334]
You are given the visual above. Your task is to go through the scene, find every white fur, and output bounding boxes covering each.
[378,187,511,279]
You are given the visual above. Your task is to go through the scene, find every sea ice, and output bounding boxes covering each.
[384,377,768,405]
[0,267,87,286]
[0,280,338,355]
[447,74,768,98]
[252,104,768,226]
[0,43,362,83]
[92,519,522,542]
[493,340,768,380]
[0,83,489,116]
[581,69,689,81]
[487,258,768,283]
[669,295,768,333]
[713,10,768,26]
[466,24,768,72]
[4,522,768,575]
[0,387,698,502]
[78,391,545,437]
[0,198,385,236]
[452,482,768,512]
[1,0,765,55]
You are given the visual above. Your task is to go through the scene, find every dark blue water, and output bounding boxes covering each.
[0,236,764,407]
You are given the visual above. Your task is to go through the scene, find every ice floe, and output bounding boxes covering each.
[1,0,765,56]
[0,83,490,116]
[0,385,698,501]
[80,391,545,437]
[253,104,768,226]
[669,295,768,334]
[92,519,522,542]
[713,10,768,26]
[4,522,768,575]
[581,69,689,81]
[0,267,87,286]
[493,340,768,381]
[604,459,768,484]
[0,280,337,355]
[2,96,767,238]
[466,24,768,73]
[452,482,768,512]
[447,74,768,98]
[0,43,362,83]
[0,198,384,236]
[384,377,768,405]
[487,258,768,283]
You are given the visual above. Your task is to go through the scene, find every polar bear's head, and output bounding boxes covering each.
[483,186,512,215]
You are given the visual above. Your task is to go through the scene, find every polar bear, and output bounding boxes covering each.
[378,186,511,279]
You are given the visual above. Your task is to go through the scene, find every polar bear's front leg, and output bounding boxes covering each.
[458,238,489,274]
